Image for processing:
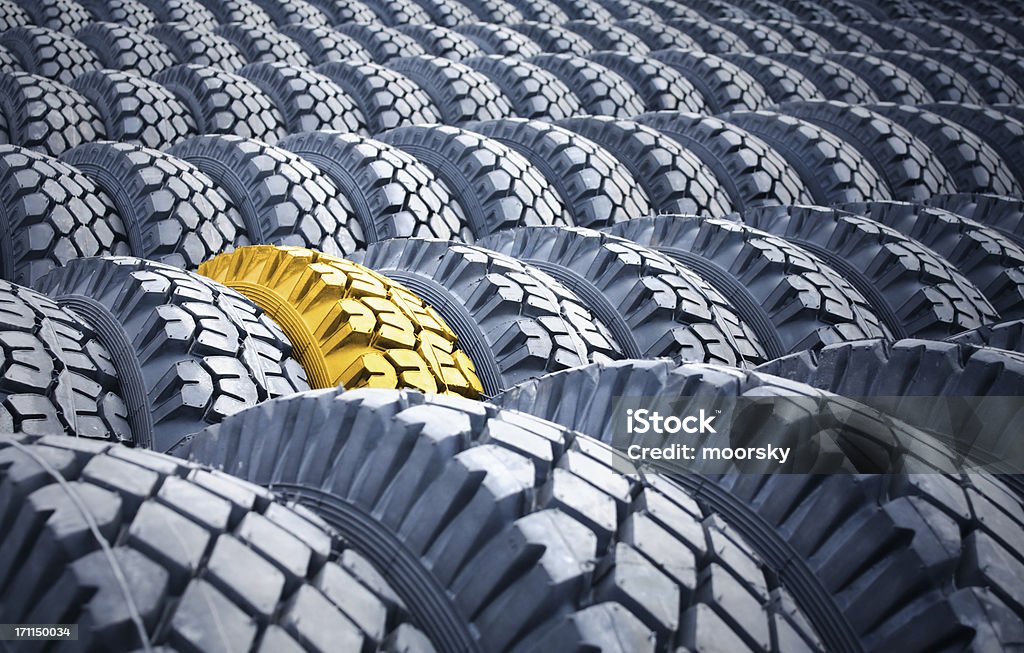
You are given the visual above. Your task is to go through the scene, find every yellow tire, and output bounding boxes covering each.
[199,245,483,398]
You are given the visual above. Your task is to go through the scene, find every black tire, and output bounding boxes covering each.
[825,52,933,104]
[237,61,367,135]
[354,240,618,394]
[721,109,892,205]
[941,16,1023,49]
[279,130,472,242]
[742,204,1000,339]
[453,22,543,57]
[195,0,275,26]
[926,192,1024,248]
[890,18,980,50]
[479,225,767,365]
[800,20,882,52]
[778,101,957,202]
[136,0,218,27]
[950,319,1024,352]
[922,103,1024,193]
[154,64,287,145]
[314,60,439,133]
[727,0,799,20]
[0,146,130,286]
[979,50,1024,89]
[636,111,813,212]
[463,54,584,120]
[249,0,331,25]
[0,0,30,31]
[396,24,485,60]
[59,141,249,270]
[0,72,105,157]
[408,0,476,28]
[33,257,307,450]
[838,200,1024,319]
[758,338,1024,466]
[0,26,100,85]
[614,18,703,51]
[147,22,248,72]
[716,18,796,53]
[919,48,1024,105]
[555,115,734,216]
[874,50,986,104]
[666,18,751,54]
[11,0,91,34]
[74,22,177,78]
[651,49,771,113]
[70,70,197,150]
[0,281,128,438]
[562,19,650,54]
[491,357,1024,653]
[767,52,877,103]
[167,134,364,256]
[360,0,432,25]
[377,124,570,238]
[609,215,889,358]
[305,0,378,23]
[509,20,594,55]
[588,51,710,113]
[595,0,659,19]
[459,0,523,23]
[277,24,373,64]
[545,0,611,20]
[0,435,437,652]
[467,118,651,228]
[639,0,702,20]
[177,387,829,653]
[866,103,1021,197]
[213,23,311,67]
[527,53,645,118]
[721,53,826,104]
[0,43,21,73]
[761,19,834,52]
[387,56,514,124]
[334,23,426,62]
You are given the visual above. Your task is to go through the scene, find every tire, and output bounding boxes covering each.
[800,20,882,52]
[213,23,311,67]
[527,54,645,118]
[467,118,651,228]
[480,226,767,365]
[838,200,1024,319]
[279,130,472,241]
[761,19,834,52]
[305,0,378,23]
[314,61,439,133]
[941,16,1023,49]
[490,357,1024,653]
[59,141,249,270]
[237,61,367,135]
[249,0,331,25]
[74,22,177,78]
[148,23,248,72]
[0,146,130,286]
[334,23,426,62]
[636,111,813,212]
[926,193,1024,248]
[387,56,514,124]
[562,19,650,54]
[850,20,929,49]
[874,50,986,104]
[742,204,1000,339]
[0,43,21,73]
[720,110,891,206]
[544,0,609,20]
[588,51,709,113]
[0,281,128,438]
[154,64,287,145]
[651,49,771,113]
[509,20,594,54]
[613,18,703,51]
[721,53,826,104]
[199,245,482,396]
[0,26,100,85]
[377,124,570,238]
[463,54,584,120]
[609,215,889,358]
[639,0,702,20]
[950,319,1024,352]
[727,0,799,20]
[0,0,30,31]
[767,52,877,103]
[195,0,274,26]
[715,18,795,53]
[866,103,1021,197]
[408,0,476,28]
[594,0,659,19]
[277,24,373,64]
[919,48,1024,104]
[453,22,543,57]
[778,101,957,202]
[459,0,523,22]
[396,24,485,60]
[354,239,618,394]
[666,18,751,54]
[360,0,432,24]
[34,256,307,451]
[0,72,105,157]
[136,0,218,27]
[979,50,1024,89]
[555,115,734,217]
[11,0,91,35]
[684,0,753,17]
[177,387,828,653]
[922,103,1024,193]
[758,338,1024,466]
[70,70,197,150]
[167,135,364,256]
[890,18,979,50]
[825,52,933,104]
[0,435,437,652]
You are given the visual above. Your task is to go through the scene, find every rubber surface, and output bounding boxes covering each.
[315,60,440,134]
[0,72,105,157]
[238,61,368,135]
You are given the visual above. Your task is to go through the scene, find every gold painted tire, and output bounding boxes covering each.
[199,245,483,398]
